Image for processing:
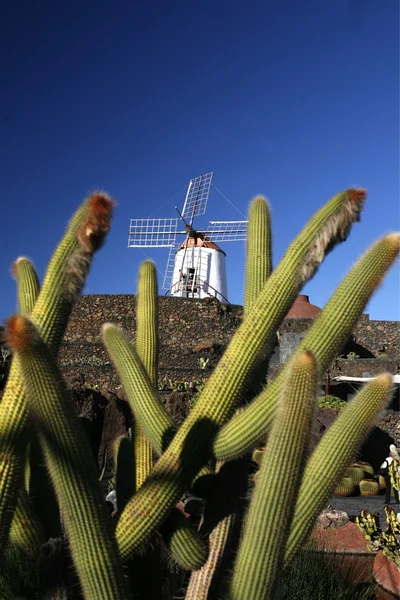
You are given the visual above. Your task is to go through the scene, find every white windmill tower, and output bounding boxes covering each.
[127,172,248,304]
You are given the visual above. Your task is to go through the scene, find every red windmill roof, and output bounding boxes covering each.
[285,295,322,319]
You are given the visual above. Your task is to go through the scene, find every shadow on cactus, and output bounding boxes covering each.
[0,188,399,599]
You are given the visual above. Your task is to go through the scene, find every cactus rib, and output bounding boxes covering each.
[214,233,400,461]
[5,315,129,599]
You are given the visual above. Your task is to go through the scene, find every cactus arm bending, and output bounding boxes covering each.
[214,233,400,461]
[103,325,175,455]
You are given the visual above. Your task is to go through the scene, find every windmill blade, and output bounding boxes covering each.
[205,220,248,242]
[163,240,181,290]
[128,218,179,247]
[182,172,213,221]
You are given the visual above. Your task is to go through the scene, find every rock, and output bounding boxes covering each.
[373,550,400,599]
[316,509,349,529]
[311,521,373,555]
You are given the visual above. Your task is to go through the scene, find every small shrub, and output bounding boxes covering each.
[317,395,347,409]
[346,351,360,359]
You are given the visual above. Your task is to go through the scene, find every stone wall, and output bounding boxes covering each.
[61,295,399,378]
[61,294,243,375]
[352,314,399,359]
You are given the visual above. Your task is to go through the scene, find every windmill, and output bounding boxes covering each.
[127,172,248,304]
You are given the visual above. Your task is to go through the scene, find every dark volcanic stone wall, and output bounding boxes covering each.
[353,314,399,359]
[61,294,243,373]
[60,295,399,377]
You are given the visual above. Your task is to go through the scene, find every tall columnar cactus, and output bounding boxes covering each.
[9,257,45,555]
[5,315,129,599]
[0,193,114,552]
[244,195,272,313]
[134,260,159,489]
[12,257,40,314]
[186,195,273,599]
[230,350,317,599]
[1,185,399,600]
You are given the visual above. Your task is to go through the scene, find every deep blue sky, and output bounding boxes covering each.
[1,1,399,323]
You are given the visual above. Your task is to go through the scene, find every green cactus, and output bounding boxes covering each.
[186,195,273,599]
[356,507,400,569]
[1,186,399,599]
[355,510,381,550]
[5,315,129,599]
[354,461,375,477]
[9,488,43,558]
[9,257,45,556]
[244,195,272,313]
[347,465,366,487]
[160,508,209,571]
[12,257,40,314]
[135,261,158,489]
[0,193,114,552]
[214,233,400,461]
[230,350,317,600]
[284,374,393,567]
[359,479,379,496]
[389,458,400,491]
[333,476,356,497]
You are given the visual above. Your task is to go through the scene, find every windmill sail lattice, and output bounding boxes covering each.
[128,172,248,302]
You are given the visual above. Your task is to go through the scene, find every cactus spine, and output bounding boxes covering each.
[230,351,317,600]
[5,315,129,599]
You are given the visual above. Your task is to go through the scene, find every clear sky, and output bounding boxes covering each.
[1,1,399,323]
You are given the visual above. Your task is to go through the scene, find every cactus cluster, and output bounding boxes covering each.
[356,506,400,569]
[0,187,399,599]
